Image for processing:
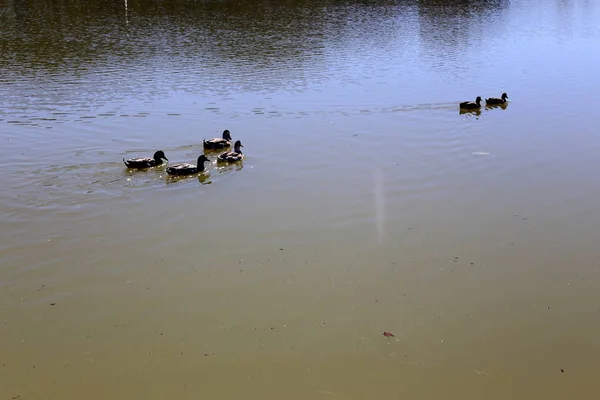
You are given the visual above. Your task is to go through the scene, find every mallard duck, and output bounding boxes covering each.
[166,155,210,176]
[123,150,168,169]
[459,96,482,110]
[485,93,508,105]
[203,130,232,150]
[217,140,244,163]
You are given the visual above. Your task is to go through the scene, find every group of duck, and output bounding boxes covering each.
[123,93,508,174]
[459,92,509,110]
[123,130,243,176]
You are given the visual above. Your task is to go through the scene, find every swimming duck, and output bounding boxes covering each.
[217,140,244,163]
[203,130,232,150]
[123,150,168,169]
[459,96,482,110]
[485,93,508,105]
[166,155,210,176]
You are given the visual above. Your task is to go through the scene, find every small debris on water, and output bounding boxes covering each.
[49,303,56,306]
[383,331,395,337]
[561,369,564,373]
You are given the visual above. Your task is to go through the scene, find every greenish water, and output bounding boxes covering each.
[2,0,600,398]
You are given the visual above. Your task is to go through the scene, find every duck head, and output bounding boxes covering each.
[233,140,244,153]
[153,150,168,161]
[223,130,232,141]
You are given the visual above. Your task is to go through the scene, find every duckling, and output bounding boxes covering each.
[166,155,210,176]
[485,93,508,105]
[459,96,482,110]
[217,140,244,163]
[123,150,168,169]
[203,130,232,150]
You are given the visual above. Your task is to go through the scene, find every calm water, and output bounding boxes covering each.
[2,0,600,398]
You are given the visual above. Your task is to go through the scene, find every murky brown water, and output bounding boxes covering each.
[2,0,600,398]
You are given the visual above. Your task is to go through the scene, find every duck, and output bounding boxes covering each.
[485,93,508,105]
[217,140,244,163]
[166,155,210,176]
[459,96,482,110]
[203,130,232,150]
[123,150,168,169]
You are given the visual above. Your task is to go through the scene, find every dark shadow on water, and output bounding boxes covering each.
[123,165,167,175]
[203,148,229,156]
[198,173,212,185]
[215,161,244,173]
[485,103,508,111]
[165,171,212,186]
[459,108,482,118]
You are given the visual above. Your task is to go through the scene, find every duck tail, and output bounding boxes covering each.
[123,158,128,166]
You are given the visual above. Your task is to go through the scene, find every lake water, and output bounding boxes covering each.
[2,0,600,398]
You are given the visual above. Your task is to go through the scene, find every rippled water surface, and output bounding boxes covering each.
[2,0,600,398]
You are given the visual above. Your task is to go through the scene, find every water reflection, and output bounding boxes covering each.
[165,171,212,186]
[458,101,507,116]
[417,0,510,75]
[459,108,481,117]
[0,0,523,126]
[124,0,129,25]
[198,173,212,185]
[485,102,508,111]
